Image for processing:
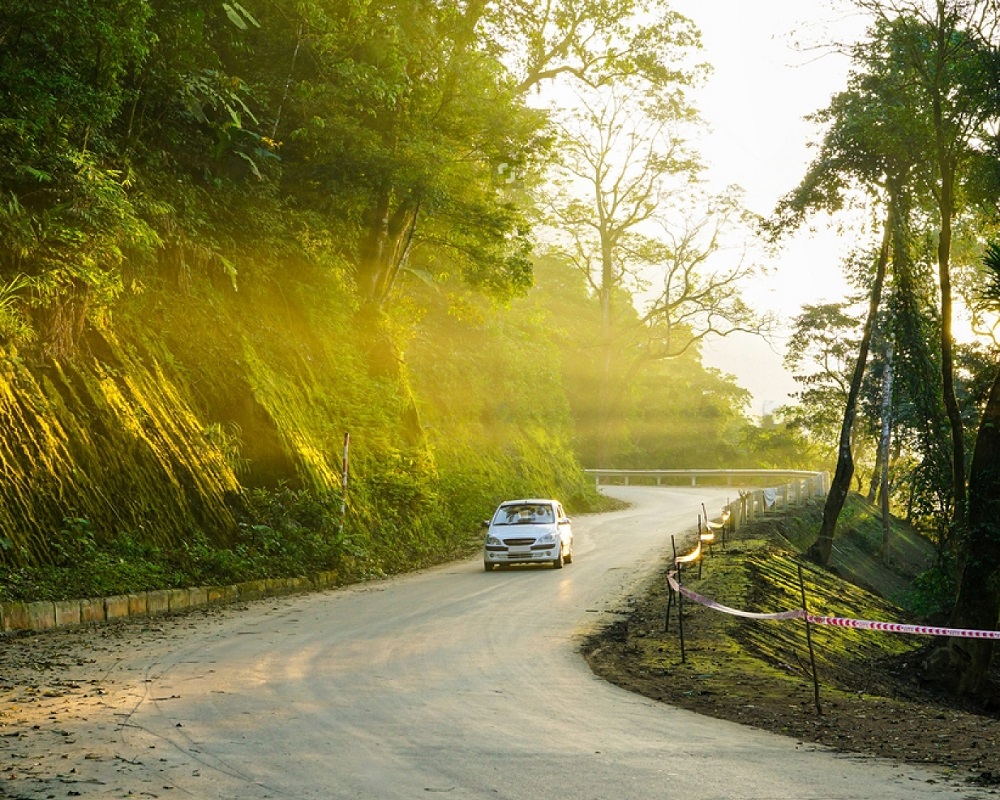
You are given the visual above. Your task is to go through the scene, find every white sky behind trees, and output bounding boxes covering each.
[666,1,871,416]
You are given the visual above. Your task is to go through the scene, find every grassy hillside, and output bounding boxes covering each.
[750,494,939,611]
[0,266,606,601]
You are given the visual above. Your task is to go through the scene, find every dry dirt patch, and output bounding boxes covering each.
[0,606,248,798]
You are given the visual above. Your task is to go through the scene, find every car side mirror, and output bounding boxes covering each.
[482,520,490,528]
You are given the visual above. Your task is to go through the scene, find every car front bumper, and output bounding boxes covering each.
[484,545,558,564]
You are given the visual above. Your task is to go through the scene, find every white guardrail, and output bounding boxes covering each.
[585,469,830,533]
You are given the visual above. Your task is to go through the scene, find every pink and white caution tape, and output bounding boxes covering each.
[666,570,806,620]
[666,570,1000,639]
[806,615,1000,640]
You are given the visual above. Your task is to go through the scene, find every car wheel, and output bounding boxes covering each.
[552,549,564,569]
[484,561,494,572]
[564,546,573,565]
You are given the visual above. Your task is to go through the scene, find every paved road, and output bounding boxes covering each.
[65,487,987,798]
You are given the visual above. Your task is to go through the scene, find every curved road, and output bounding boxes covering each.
[101,486,981,798]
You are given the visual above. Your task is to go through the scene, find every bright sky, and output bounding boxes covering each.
[669,0,871,416]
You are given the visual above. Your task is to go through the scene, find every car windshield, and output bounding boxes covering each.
[494,504,554,525]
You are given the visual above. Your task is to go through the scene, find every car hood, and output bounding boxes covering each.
[491,523,559,536]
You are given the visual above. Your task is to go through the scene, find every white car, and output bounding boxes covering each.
[483,499,574,571]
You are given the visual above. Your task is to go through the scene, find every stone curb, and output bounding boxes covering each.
[0,571,339,634]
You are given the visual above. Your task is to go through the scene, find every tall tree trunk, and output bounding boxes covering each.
[808,211,891,566]
[867,444,883,503]
[922,364,1000,696]
[355,192,424,447]
[357,190,418,307]
[928,1,966,533]
[879,342,893,565]
[596,214,618,467]
[937,162,966,535]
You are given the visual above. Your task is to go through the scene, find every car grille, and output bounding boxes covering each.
[503,538,536,546]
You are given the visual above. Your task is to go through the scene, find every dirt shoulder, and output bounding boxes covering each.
[0,605,253,798]
[582,533,1000,791]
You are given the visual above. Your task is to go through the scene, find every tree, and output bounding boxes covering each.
[0,0,300,356]
[783,0,1000,688]
[885,214,956,540]
[544,84,766,464]
[783,303,864,449]
[520,254,753,470]
[627,357,751,468]
[495,0,706,93]
[277,0,544,312]
[851,0,1000,531]
[767,6,986,565]
[114,0,283,281]
[273,0,706,315]
[781,301,901,490]
[809,221,891,564]
[922,241,1000,695]
[771,98,903,564]
[876,340,894,562]
[0,0,158,356]
[742,407,828,472]
[261,0,712,449]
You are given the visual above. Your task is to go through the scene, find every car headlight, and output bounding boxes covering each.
[535,531,559,545]
[486,535,503,546]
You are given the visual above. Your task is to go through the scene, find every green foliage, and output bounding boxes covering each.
[510,255,757,468]
[539,54,766,465]
[0,0,822,606]
[179,485,349,583]
[778,302,869,472]
[0,218,617,586]
[0,0,160,354]
[0,272,32,345]
[980,240,1000,301]
[1,517,182,602]
[768,5,1000,553]
[900,557,958,619]
[740,409,829,472]
[0,479,463,601]
[273,0,548,307]
[0,246,611,597]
